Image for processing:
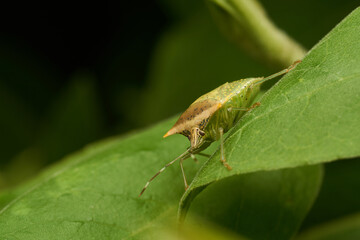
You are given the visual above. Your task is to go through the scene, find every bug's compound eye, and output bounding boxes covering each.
[199,130,205,136]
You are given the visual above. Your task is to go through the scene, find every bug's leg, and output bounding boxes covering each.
[139,150,190,197]
[190,154,198,163]
[253,60,301,86]
[228,102,261,112]
[219,127,232,170]
[197,152,211,158]
[180,157,189,190]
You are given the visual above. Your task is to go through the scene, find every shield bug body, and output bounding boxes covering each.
[139,61,300,196]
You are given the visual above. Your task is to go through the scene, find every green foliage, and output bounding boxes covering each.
[302,158,360,229]
[297,213,360,240]
[1,6,359,239]
[186,166,322,240]
[1,2,360,240]
[0,119,195,239]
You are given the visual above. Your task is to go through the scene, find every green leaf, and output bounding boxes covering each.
[302,158,360,229]
[186,166,322,240]
[0,119,202,239]
[296,213,360,240]
[159,215,250,240]
[180,5,360,221]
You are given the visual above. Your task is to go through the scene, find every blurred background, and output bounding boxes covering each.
[0,0,358,198]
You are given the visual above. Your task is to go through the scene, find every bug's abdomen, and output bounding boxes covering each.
[204,78,261,141]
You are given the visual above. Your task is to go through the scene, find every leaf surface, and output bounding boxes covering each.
[0,120,200,239]
[187,166,323,240]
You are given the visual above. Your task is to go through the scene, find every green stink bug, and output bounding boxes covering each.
[139,61,301,196]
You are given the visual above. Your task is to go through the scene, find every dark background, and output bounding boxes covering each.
[0,0,169,186]
[0,0,358,193]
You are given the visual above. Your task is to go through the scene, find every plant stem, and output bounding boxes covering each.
[207,0,307,68]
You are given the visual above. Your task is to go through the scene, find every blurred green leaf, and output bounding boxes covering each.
[0,42,57,166]
[180,5,360,220]
[301,158,360,229]
[296,213,360,240]
[187,166,322,240]
[0,84,36,165]
[156,0,203,19]
[0,72,104,190]
[162,215,249,240]
[259,0,359,49]
[0,42,60,115]
[38,72,104,164]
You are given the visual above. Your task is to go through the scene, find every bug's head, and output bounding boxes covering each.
[164,99,217,151]
[164,125,208,152]
[189,127,206,150]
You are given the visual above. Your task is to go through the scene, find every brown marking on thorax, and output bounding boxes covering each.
[164,99,221,138]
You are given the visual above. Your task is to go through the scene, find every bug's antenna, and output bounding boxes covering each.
[139,149,191,197]
[254,60,301,86]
